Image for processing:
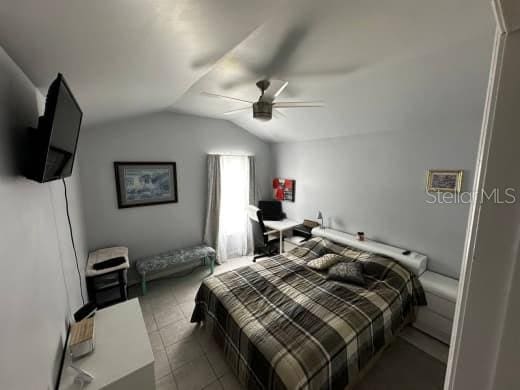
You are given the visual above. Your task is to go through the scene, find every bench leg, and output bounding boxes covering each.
[141,275,147,296]
[207,256,215,275]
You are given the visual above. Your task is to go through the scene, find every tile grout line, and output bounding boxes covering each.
[162,336,181,390]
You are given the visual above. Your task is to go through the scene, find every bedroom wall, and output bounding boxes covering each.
[79,112,272,277]
[273,127,480,279]
[0,46,88,389]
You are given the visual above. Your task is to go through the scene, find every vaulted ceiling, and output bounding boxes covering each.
[1,0,494,142]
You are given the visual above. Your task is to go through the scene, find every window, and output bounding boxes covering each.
[217,155,251,260]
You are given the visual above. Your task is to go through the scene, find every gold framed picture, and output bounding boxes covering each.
[426,170,463,192]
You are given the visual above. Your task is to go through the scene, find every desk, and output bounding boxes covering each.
[264,219,300,253]
[59,299,154,390]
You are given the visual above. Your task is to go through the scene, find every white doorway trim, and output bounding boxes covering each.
[445,1,520,389]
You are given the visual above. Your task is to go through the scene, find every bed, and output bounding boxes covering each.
[191,234,426,390]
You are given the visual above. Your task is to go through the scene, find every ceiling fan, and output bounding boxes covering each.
[202,79,324,121]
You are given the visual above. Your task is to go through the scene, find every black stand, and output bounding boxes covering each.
[86,268,128,308]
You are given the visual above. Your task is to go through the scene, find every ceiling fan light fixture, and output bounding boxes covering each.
[203,78,324,121]
[253,101,272,121]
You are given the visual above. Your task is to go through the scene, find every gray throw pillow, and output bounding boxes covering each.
[327,261,366,286]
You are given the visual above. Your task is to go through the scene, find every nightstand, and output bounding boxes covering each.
[86,247,129,308]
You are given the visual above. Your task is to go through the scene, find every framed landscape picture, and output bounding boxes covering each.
[426,170,463,193]
[114,162,178,208]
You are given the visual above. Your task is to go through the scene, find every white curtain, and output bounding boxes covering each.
[216,155,252,262]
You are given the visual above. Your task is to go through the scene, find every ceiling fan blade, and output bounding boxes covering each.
[255,23,311,79]
[280,65,362,81]
[273,101,324,108]
[223,64,361,91]
[201,92,253,104]
[222,77,258,90]
[272,81,289,99]
[222,107,251,116]
[191,53,222,69]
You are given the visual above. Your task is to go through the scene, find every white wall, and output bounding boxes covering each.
[446,9,520,388]
[79,112,272,277]
[273,127,480,279]
[0,47,88,389]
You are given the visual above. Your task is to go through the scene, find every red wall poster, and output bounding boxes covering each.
[273,178,295,202]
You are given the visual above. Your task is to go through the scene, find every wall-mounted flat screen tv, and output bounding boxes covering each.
[25,73,82,183]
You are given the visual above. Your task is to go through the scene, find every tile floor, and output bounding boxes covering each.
[128,255,447,390]
[128,256,252,390]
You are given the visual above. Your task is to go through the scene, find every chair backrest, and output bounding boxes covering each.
[247,205,260,221]
[256,210,267,235]
[249,209,269,247]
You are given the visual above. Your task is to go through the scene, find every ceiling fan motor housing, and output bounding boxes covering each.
[253,101,272,121]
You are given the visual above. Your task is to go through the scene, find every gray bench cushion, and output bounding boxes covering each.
[135,244,216,275]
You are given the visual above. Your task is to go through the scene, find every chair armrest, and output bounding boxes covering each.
[264,230,279,236]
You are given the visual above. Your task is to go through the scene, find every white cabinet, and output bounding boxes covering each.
[415,271,459,344]
[59,299,154,390]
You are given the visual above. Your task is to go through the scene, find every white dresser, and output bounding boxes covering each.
[415,271,459,344]
[59,299,154,390]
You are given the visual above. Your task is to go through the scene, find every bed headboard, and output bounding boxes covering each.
[311,227,427,276]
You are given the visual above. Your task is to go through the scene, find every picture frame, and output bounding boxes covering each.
[426,170,463,193]
[114,162,178,208]
[273,178,296,202]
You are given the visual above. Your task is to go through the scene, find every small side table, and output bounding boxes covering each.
[86,247,130,308]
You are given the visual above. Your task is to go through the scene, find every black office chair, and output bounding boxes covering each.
[251,210,280,262]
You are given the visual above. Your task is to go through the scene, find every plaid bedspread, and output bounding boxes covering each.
[191,237,426,390]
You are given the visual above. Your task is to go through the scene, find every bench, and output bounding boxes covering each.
[135,244,216,295]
